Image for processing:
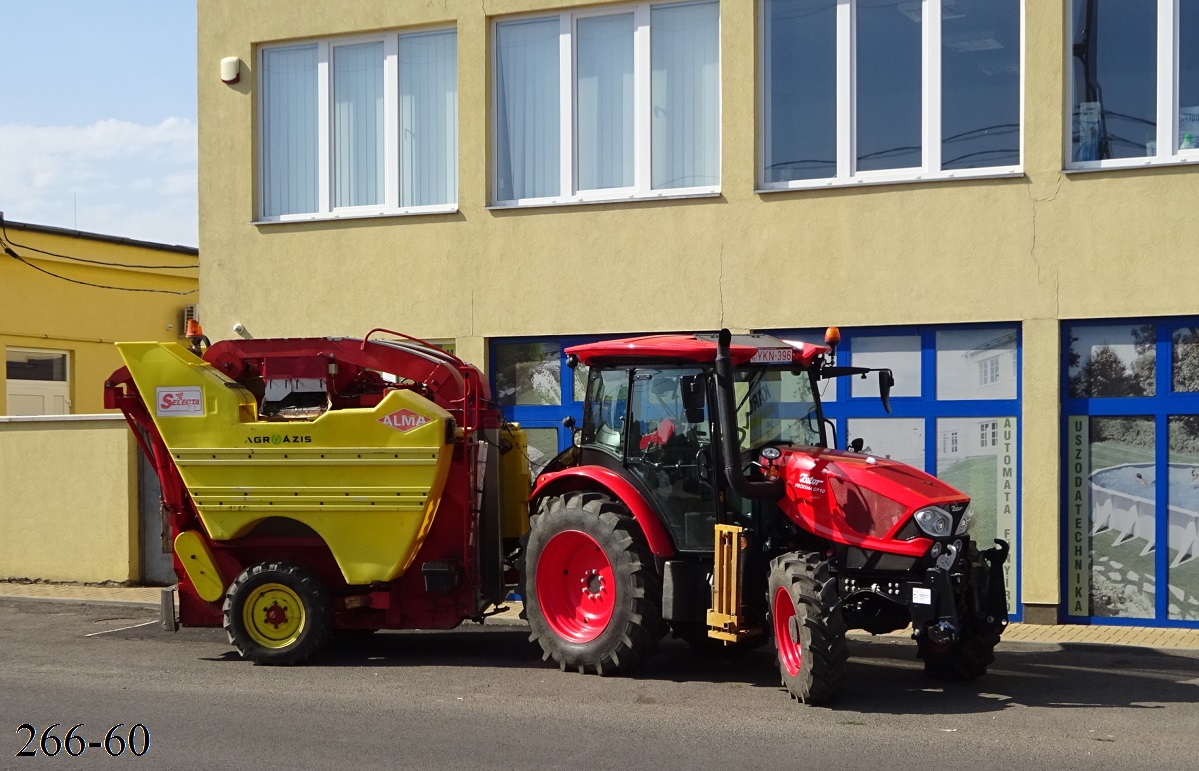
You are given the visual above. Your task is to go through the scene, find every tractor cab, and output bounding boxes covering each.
[553,331,892,554]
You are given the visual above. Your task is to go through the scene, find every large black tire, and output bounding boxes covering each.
[767,553,848,705]
[223,560,333,666]
[917,620,1000,680]
[524,492,663,675]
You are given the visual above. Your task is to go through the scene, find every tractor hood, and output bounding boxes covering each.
[771,446,970,557]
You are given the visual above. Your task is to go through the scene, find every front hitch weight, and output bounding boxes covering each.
[974,539,1011,626]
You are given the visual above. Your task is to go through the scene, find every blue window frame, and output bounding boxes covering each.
[1062,318,1199,628]
[773,324,1023,621]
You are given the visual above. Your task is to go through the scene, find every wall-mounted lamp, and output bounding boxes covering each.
[220,57,241,85]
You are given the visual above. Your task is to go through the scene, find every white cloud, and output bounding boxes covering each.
[0,118,197,247]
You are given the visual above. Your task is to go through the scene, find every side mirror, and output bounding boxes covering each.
[681,374,706,423]
[849,437,865,453]
[879,369,894,414]
[562,415,576,429]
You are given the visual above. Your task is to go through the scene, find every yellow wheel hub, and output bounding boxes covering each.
[243,582,306,649]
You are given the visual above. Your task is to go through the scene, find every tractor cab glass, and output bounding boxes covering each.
[626,367,718,551]
[583,368,630,456]
[582,365,720,551]
[732,367,822,454]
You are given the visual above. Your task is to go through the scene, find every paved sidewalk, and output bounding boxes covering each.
[4,581,1199,649]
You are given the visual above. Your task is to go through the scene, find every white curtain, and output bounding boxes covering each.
[651,1,720,190]
[262,45,318,216]
[496,18,561,201]
[577,14,635,191]
[400,31,457,207]
[333,41,384,208]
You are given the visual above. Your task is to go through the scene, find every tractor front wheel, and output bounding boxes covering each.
[524,492,662,675]
[767,553,848,705]
[223,560,333,666]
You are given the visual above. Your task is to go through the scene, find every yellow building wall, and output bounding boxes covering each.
[0,417,140,583]
[0,224,198,415]
[196,1,1199,616]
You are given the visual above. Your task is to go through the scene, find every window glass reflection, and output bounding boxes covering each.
[764,0,837,182]
[1085,416,1156,619]
[1071,0,1157,161]
[1067,324,1156,398]
[1174,327,1199,393]
[936,328,1018,400]
[847,418,924,467]
[494,342,561,406]
[1168,416,1199,619]
[1181,1,1199,149]
[942,0,1020,170]
[852,335,921,398]
[857,0,922,171]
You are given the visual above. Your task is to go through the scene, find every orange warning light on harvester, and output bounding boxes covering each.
[824,326,841,347]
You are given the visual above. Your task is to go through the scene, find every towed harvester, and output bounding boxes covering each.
[106,327,1008,704]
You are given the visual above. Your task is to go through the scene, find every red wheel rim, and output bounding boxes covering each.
[774,586,802,677]
[536,530,615,643]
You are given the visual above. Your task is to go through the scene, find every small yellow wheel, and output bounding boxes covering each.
[223,561,332,665]
[243,583,305,649]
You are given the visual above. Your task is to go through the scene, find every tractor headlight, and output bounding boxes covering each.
[913,507,953,537]
[954,503,974,536]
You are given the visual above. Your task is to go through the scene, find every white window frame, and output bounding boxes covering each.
[978,355,1000,386]
[978,419,997,448]
[6,347,70,383]
[6,347,72,414]
[758,0,1025,193]
[256,28,458,224]
[490,2,722,209]
[1067,0,1199,172]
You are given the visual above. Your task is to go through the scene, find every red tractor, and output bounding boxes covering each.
[523,329,1009,704]
[107,326,1007,706]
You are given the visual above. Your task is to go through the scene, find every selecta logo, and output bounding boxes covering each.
[379,408,429,432]
[155,386,204,417]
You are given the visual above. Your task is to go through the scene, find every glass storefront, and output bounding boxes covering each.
[1064,320,1199,627]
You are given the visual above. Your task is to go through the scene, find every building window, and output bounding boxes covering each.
[760,0,1022,190]
[6,348,71,415]
[259,29,458,221]
[979,420,997,448]
[795,324,1020,618]
[1064,319,1199,626]
[1069,0,1199,168]
[979,356,1000,386]
[492,1,720,207]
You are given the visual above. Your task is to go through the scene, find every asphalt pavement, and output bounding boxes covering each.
[3,597,1199,770]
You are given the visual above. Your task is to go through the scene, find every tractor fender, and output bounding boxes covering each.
[530,467,675,558]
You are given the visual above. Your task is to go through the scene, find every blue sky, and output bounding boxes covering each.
[0,1,197,245]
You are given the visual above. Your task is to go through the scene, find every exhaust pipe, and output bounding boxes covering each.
[714,329,784,500]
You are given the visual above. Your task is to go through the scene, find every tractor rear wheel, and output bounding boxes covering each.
[767,553,847,705]
[223,560,333,666]
[524,492,662,675]
[917,620,1001,680]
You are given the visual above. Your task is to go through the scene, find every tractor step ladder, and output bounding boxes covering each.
[707,524,760,643]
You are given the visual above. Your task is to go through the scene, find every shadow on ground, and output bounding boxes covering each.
[190,623,1199,713]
